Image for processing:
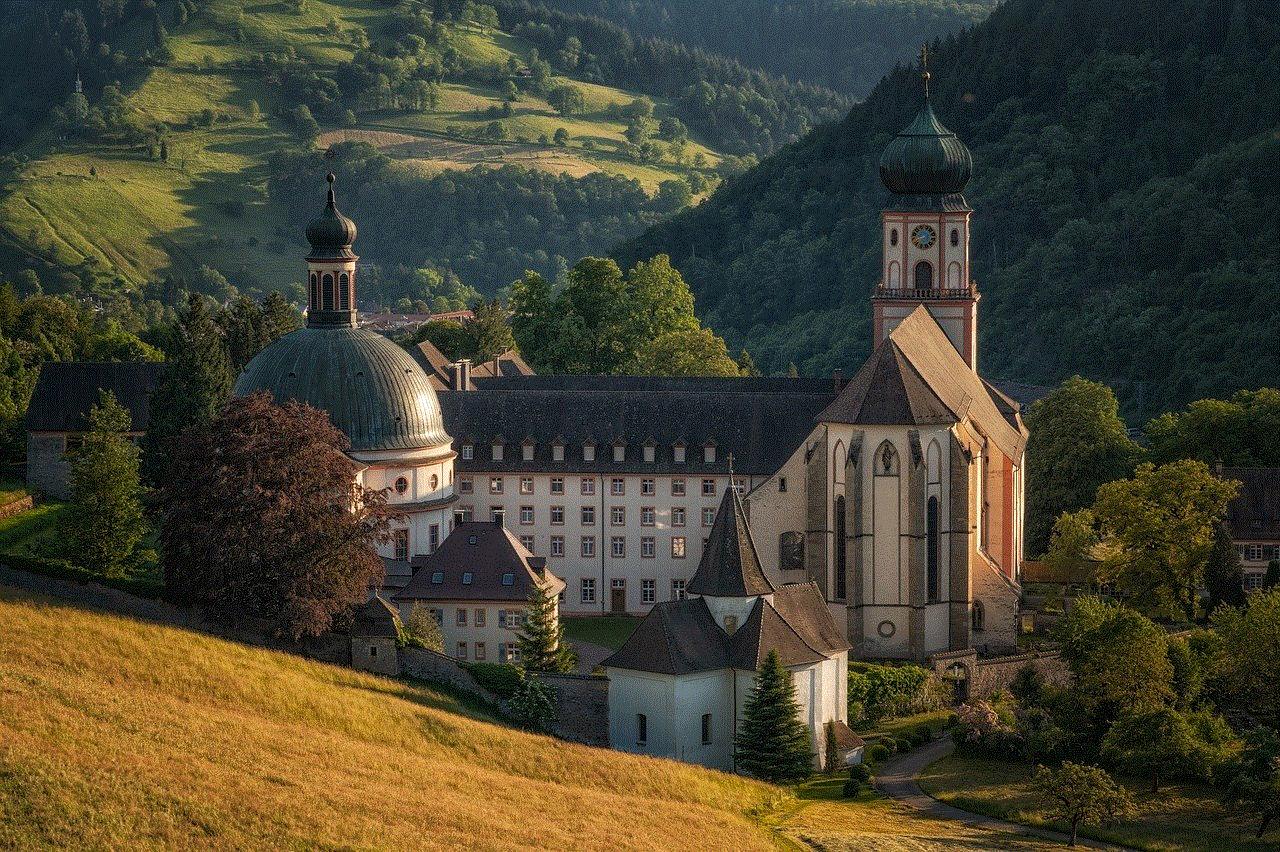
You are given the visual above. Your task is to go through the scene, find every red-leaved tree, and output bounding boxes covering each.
[157,391,391,639]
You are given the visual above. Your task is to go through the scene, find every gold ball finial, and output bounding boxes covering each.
[326,172,336,184]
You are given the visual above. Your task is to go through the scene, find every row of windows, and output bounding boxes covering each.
[391,526,439,561]
[461,442,722,464]
[581,578,686,603]
[1239,544,1279,562]
[392,473,440,495]
[634,712,711,746]
[308,271,353,312]
[472,504,718,527]
[888,227,960,247]
[462,475,729,497]
[452,642,523,663]
[538,535,692,559]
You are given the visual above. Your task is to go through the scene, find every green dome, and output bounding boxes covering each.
[233,326,451,453]
[879,101,973,196]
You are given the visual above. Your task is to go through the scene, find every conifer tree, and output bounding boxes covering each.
[64,390,148,577]
[734,649,815,783]
[261,290,301,341]
[1205,520,1246,613]
[514,579,575,672]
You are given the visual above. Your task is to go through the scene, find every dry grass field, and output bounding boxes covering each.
[0,586,783,852]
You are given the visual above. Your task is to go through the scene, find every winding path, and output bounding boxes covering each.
[874,737,1140,851]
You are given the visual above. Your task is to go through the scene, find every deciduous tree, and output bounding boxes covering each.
[734,649,815,783]
[157,392,390,639]
[64,390,148,577]
[1032,762,1135,847]
[1215,588,1280,728]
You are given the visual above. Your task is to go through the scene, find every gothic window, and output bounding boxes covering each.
[927,496,939,602]
[948,261,963,289]
[890,228,899,246]
[888,261,901,288]
[972,599,985,632]
[339,272,350,310]
[779,531,804,571]
[321,273,334,311]
[834,496,847,601]
[914,260,933,291]
[876,441,899,476]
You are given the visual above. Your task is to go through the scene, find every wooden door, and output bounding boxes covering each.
[611,581,626,614]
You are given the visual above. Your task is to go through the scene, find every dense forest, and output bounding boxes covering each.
[542,0,995,96]
[617,0,1280,417]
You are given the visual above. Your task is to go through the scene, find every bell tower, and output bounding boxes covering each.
[872,48,978,369]
[305,173,359,329]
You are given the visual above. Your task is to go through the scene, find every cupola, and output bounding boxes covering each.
[305,173,357,259]
[878,55,972,197]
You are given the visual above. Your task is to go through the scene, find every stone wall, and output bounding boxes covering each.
[399,646,496,701]
[531,671,609,747]
[929,647,1070,703]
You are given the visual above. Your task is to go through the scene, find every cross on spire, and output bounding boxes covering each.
[918,44,931,99]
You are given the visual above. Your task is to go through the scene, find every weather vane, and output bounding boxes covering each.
[918,44,931,99]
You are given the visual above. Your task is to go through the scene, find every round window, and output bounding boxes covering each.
[429,473,439,490]
[877,620,896,638]
[394,476,408,495]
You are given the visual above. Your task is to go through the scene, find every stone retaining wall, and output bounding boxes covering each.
[531,671,609,747]
[930,646,1070,703]
[398,646,496,701]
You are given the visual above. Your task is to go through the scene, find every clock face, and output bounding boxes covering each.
[910,224,937,249]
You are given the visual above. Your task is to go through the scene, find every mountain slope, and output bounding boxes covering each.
[0,586,780,852]
[617,0,1280,417]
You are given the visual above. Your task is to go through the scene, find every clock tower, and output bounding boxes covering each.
[872,51,978,369]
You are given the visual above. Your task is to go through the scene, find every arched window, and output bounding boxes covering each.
[876,441,899,476]
[948,261,963,289]
[950,228,959,247]
[914,260,933,291]
[888,260,901,289]
[927,496,939,602]
[339,272,350,310]
[972,599,985,632]
[834,495,847,601]
[890,228,899,246]
[309,273,318,312]
[321,273,334,311]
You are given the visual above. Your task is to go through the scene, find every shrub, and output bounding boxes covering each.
[847,662,947,724]
[896,738,912,754]
[500,677,557,731]
[841,779,860,798]
[867,744,890,762]
[464,662,524,698]
[911,725,934,746]
[400,602,442,652]
[848,763,872,783]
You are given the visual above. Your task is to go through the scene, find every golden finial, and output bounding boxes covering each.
[918,44,931,99]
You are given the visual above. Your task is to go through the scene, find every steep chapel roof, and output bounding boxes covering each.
[686,487,775,597]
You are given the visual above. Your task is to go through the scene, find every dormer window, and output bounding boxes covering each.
[461,443,474,460]
[430,572,443,584]
[643,441,655,463]
[492,438,504,462]
[673,442,686,464]
[704,442,716,464]
[501,572,515,586]
[552,439,565,463]
[522,439,535,462]
[583,443,595,462]
[462,572,473,585]
[613,442,625,463]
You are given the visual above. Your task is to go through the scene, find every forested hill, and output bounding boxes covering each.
[539,0,996,97]
[616,0,1280,418]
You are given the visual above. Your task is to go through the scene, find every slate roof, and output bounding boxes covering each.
[687,487,775,597]
[394,520,564,603]
[1223,467,1280,542]
[601,582,848,676]
[438,376,840,475]
[819,306,1026,459]
[409,341,534,391]
[352,595,400,638]
[26,361,166,433]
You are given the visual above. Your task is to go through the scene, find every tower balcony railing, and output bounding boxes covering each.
[872,280,977,300]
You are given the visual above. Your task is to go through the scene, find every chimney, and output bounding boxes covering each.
[492,509,505,528]
[449,361,463,390]
[459,358,472,390]
[833,369,843,393]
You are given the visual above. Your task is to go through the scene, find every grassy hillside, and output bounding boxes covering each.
[0,586,784,851]
[0,0,727,294]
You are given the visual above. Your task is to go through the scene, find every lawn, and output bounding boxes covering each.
[856,709,952,739]
[563,615,641,651]
[918,754,1279,852]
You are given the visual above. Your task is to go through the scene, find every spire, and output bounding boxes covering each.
[686,487,775,598]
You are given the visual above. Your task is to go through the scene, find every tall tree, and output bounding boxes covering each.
[143,293,230,483]
[465,298,516,364]
[1215,588,1280,728]
[63,390,148,577]
[1100,707,1227,792]
[514,579,575,673]
[260,290,302,343]
[1205,520,1247,614]
[1025,376,1140,557]
[157,392,390,639]
[1032,762,1135,847]
[734,649,814,783]
[217,296,269,376]
[1227,727,1280,839]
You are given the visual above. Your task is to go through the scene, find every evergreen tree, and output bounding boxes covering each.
[261,290,301,341]
[1265,560,1280,590]
[143,293,230,484]
[1205,520,1246,614]
[734,649,814,783]
[515,579,575,673]
[63,390,148,577]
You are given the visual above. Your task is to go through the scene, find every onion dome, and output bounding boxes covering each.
[233,326,452,454]
[305,173,357,259]
[879,100,973,195]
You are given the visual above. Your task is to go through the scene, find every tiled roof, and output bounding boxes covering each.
[687,488,774,597]
[352,595,400,638]
[819,306,1026,459]
[26,361,166,433]
[438,377,839,475]
[727,597,827,669]
[394,520,564,603]
[773,582,853,654]
[601,597,729,675]
[1223,467,1280,542]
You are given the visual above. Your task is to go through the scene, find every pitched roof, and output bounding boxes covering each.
[409,342,534,391]
[687,487,774,597]
[352,595,400,638]
[1223,467,1280,542]
[26,361,166,432]
[601,583,849,675]
[600,597,728,675]
[819,306,1026,459]
[394,521,564,603]
[439,376,840,475]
